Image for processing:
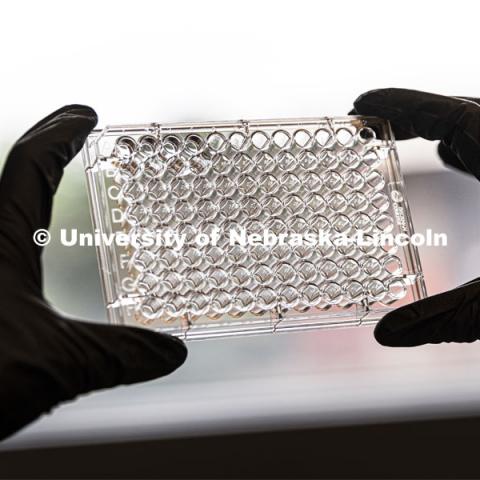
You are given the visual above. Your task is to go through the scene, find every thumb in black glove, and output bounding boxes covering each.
[0,105,187,442]
[351,88,480,347]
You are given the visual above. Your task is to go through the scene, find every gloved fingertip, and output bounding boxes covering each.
[162,333,188,366]
[62,104,97,117]
[58,104,98,128]
[128,327,188,375]
[140,328,187,366]
[374,303,427,347]
[353,88,388,110]
[373,315,399,347]
[436,140,467,173]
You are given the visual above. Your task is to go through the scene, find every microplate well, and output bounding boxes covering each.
[82,117,426,340]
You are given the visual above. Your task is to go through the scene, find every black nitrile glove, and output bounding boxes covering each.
[351,88,480,347]
[0,106,187,442]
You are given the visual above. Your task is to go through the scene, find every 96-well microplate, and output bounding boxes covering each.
[83,117,426,340]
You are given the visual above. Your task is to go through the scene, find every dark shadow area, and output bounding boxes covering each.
[1,416,480,479]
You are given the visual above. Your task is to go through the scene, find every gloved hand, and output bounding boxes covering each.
[351,88,480,347]
[0,105,187,442]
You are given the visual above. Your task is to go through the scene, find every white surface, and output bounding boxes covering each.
[4,327,480,451]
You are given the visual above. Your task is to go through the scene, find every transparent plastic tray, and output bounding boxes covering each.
[82,117,426,340]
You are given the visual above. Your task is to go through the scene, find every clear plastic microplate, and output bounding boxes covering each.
[82,117,426,340]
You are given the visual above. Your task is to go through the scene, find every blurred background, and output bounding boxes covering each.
[0,0,480,477]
